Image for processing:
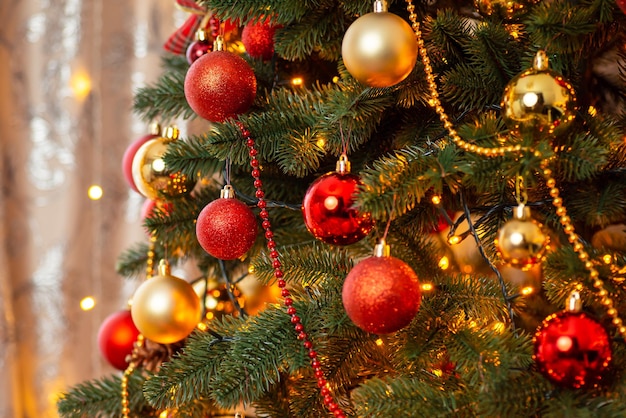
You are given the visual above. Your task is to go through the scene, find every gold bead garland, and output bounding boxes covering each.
[404,0,626,337]
[121,235,156,417]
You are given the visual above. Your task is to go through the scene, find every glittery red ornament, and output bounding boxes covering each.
[534,308,611,389]
[97,310,140,370]
[302,158,373,246]
[122,125,160,193]
[342,243,421,334]
[184,42,257,123]
[196,186,258,260]
[242,18,280,60]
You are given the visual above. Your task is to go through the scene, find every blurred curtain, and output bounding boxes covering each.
[0,1,180,416]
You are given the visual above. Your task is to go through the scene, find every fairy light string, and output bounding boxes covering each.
[404,0,626,339]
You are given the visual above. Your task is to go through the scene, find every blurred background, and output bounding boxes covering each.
[0,1,186,416]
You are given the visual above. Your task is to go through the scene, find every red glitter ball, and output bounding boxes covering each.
[97,310,140,370]
[241,18,280,60]
[342,255,421,334]
[533,311,612,388]
[302,171,373,246]
[184,51,257,122]
[196,197,258,260]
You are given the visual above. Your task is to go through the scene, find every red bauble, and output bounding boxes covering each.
[196,194,258,260]
[186,39,213,64]
[534,311,612,388]
[242,18,279,60]
[342,255,421,334]
[97,310,140,370]
[184,50,257,122]
[618,0,626,14]
[302,172,373,246]
[122,132,159,193]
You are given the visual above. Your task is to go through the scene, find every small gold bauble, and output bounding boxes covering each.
[495,205,548,270]
[131,260,202,344]
[131,132,195,200]
[341,8,417,88]
[501,51,577,136]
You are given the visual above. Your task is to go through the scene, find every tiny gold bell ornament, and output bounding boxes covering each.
[131,259,202,344]
[495,203,548,270]
[501,50,577,136]
[131,126,196,200]
[341,0,418,88]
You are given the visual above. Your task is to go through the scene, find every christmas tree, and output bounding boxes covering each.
[58,0,626,416]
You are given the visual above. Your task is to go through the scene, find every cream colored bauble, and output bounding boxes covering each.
[131,260,202,344]
[341,4,417,88]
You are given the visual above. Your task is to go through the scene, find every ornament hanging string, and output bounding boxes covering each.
[236,120,346,417]
[404,0,626,338]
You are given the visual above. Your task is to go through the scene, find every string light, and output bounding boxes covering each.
[87,185,103,200]
[375,338,384,346]
[431,195,441,205]
[291,76,304,86]
[521,286,534,296]
[421,283,434,292]
[79,296,96,311]
[438,256,449,270]
[70,69,92,100]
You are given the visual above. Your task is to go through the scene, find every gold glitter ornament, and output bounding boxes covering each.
[501,50,577,136]
[495,204,549,270]
[341,0,417,88]
[131,126,196,200]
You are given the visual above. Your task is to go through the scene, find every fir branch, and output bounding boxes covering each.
[352,376,474,417]
[57,372,155,418]
[425,9,472,66]
[163,135,225,179]
[133,70,193,122]
[201,0,317,24]
[475,372,551,417]
[116,241,165,279]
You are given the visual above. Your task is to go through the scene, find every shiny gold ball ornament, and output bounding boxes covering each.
[341,0,417,88]
[131,259,202,344]
[501,50,577,136]
[131,126,196,200]
[495,204,549,270]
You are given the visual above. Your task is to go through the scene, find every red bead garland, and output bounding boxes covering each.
[237,122,346,418]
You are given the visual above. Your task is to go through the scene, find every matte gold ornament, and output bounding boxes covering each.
[495,204,548,270]
[341,0,417,88]
[501,50,577,136]
[131,259,202,344]
[132,126,196,200]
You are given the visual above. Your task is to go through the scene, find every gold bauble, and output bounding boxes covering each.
[131,260,202,344]
[341,7,417,88]
[495,205,548,270]
[501,50,577,136]
[131,127,195,200]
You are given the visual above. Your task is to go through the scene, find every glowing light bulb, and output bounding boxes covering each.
[521,286,534,296]
[88,185,103,200]
[431,195,441,205]
[291,77,303,86]
[70,70,92,100]
[438,256,449,270]
[80,296,96,311]
[375,338,384,346]
[421,283,434,292]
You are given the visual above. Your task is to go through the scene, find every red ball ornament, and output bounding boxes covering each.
[617,0,626,14]
[242,17,280,60]
[122,124,161,193]
[186,29,213,64]
[342,241,421,334]
[184,37,257,123]
[97,309,140,370]
[533,293,611,389]
[302,156,373,246]
[196,185,258,260]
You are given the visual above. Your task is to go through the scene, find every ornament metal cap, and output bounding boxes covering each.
[195,28,209,41]
[373,0,388,12]
[161,125,180,142]
[533,50,549,72]
[220,184,236,199]
[157,259,171,276]
[374,239,391,257]
[336,154,351,174]
[513,203,531,221]
[213,35,225,52]
[149,122,161,135]
[566,291,582,313]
